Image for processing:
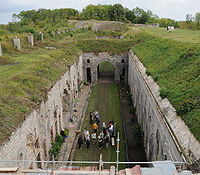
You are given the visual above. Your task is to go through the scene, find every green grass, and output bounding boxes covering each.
[130,29,200,141]
[76,39,135,55]
[99,61,114,73]
[73,83,125,169]
[0,37,82,143]
[124,26,200,44]
[0,23,200,145]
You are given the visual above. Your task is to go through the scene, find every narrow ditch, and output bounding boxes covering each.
[119,83,147,167]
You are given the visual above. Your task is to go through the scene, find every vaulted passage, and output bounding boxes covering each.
[86,68,91,83]
[97,61,114,83]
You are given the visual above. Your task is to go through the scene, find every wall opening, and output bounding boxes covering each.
[120,67,125,81]
[97,61,114,82]
[50,127,53,142]
[36,153,42,168]
[86,68,91,83]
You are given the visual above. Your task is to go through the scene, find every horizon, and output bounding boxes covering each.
[0,0,199,25]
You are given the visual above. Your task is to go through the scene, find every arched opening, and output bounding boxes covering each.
[120,67,125,81]
[97,61,114,83]
[36,153,42,169]
[86,68,91,83]
[156,129,161,159]
[19,153,23,160]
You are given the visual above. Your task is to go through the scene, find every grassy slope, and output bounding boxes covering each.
[0,24,199,144]
[0,29,132,145]
[73,84,125,169]
[0,37,82,143]
[126,28,200,141]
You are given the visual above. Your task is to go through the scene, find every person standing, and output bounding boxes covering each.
[98,132,103,149]
[96,112,100,125]
[85,130,90,148]
[103,122,106,136]
[91,133,97,144]
[78,134,83,149]
[84,128,87,143]
[105,131,110,148]
[89,112,93,124]
[93,122,98,133]
[108,123,114,136]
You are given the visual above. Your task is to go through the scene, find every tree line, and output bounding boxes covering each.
[2,4,200,34]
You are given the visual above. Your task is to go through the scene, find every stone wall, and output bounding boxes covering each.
[0,56,83,169]
[127,50,200,165]
[82,52,127,83]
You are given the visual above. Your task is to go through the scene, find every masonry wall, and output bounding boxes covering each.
[127,50,200,164]
[82,52,127,83]
[0,55,83,169]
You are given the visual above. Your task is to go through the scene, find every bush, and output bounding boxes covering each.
[129,105,136,114]
[55,133,65,143]
[127,92,133,105]
[49,134,65,158]
[49,142,61,158]
[132,124,143,140]
[146,69,151,76]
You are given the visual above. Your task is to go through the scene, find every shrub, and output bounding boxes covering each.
[55,133,65,143]
[127,92,133,105]
[146,69,151,76]
[49,142,61,158]
[132,124,143,140]
[129,105,136,114]
[159,87,169,98]
[49,134,65,159]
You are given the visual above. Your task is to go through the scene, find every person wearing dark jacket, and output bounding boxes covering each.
[78,134,83,149]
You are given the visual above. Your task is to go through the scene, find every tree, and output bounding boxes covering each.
[195,12,200,29]
[109,4,125,21]
[125,8,136,23]
[186,14,193,24]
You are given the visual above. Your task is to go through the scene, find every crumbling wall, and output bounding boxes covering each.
[0,55,83,169]
[82,52,127,83]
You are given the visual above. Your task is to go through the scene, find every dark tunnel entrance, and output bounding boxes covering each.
[97,61,114,83]
[86,68,91,83]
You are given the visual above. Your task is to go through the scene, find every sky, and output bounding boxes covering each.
[0,0,199,24]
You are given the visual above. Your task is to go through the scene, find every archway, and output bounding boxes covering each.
[97,61,114,83]
[86,68,91,83]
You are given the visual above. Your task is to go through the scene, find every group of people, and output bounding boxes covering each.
[77,111,115,150]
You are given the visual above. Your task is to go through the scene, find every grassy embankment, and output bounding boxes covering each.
[0,28,132,145]
[0,23,199,145]
[124,27,200,141]
[73,83,125,169]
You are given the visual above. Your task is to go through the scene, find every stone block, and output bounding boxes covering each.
[13,38,20,50]
[40,32,43,42]
[28,35,34,46]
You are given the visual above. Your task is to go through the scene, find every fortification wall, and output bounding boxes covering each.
[0,55,83,169]
[127,50,200,164]
[82,52,127,83]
